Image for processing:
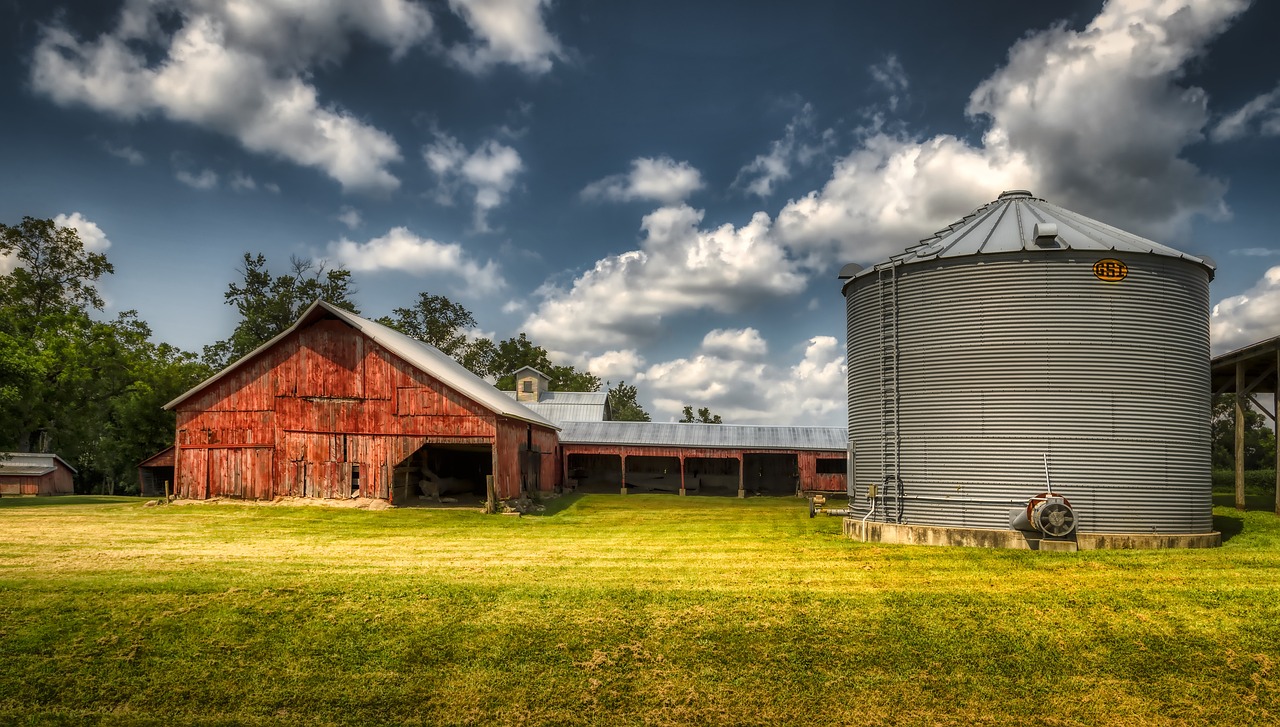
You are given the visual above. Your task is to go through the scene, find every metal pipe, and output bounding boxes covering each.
[1043,453,1053,495]
[862,493,1029,506]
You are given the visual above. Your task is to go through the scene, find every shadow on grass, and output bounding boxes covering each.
[530,493,584,516]
[0,495,144,509]
[1213,511,1245,543]
[1211,491,1276,512]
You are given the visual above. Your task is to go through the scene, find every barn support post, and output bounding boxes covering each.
[1276,350,1280,517]
[737,454,745,499]
[620,454,627,495]
[1235,361,1246,511]
[679,454,686,496]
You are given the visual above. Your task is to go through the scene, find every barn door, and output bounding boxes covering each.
[520,448,541,493]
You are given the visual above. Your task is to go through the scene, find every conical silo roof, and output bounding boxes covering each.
[852,190,1214,280]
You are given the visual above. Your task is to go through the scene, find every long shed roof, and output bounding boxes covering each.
[0,452,77,476]
[164,300,558,429]
[559,421,846,451]
[500,391,610,424]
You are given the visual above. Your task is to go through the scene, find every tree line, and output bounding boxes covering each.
[1,218,675,494]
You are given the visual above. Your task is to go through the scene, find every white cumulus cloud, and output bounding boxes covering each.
[582,157,705,205]
[777,0,1243,266]
[337,206,363,230]
[425,133,523,232]
[521,204,806,353]
[176,168,219,190]
[103,142,145,165]
[1211,84,1280,142]
[327,227,504,295]
[733,104,834,199]
[52,212,112,253]
[1211,265,1280,354]
[30,1,426,192]
[447,0,563,75]
[700,328,768,360]
[639,334,846,425]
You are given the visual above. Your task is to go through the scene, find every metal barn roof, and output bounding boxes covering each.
[559,421,847,451]
[501,391,610,424]
[0,452,77,476]
[846,190,1214,283]
[165,301,558,430]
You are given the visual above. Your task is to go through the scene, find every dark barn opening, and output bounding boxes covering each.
[566,453,622,491]
[683,457,741,495]
[139,466,175,497]
[816,457,847,474]
[744,453,799,495]
[395,443,492,501]
[623,456,682,492]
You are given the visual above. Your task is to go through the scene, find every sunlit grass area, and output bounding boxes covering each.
[1,494,1278,725]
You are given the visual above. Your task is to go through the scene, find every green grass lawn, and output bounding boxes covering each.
[1,494,1278,726]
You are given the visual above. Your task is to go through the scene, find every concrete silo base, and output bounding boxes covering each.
[845,520,1221,551]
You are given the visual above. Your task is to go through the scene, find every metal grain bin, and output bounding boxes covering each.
[841,191,1214,535]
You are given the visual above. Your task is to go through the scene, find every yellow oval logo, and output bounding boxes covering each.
[1093,258,1128,282]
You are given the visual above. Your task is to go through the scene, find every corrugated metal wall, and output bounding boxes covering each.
[846,252,1213,534]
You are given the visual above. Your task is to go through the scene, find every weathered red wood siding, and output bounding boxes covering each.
[559,444,846,493]
[0,464,74,496]
[173,316,529,501]
[138,447,175,468]
[534,427,559,493]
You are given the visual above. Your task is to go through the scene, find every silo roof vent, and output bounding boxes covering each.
[845,191,1215,284]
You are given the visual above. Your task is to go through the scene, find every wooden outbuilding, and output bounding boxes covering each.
[1211,335,1280,515]
[0,453,76,496]
[137,446,175,497]
[164,301,560,502]
[559,422,847,496]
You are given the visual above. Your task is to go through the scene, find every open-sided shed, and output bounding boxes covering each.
[559,422,847,496]
[0,453,76,496]
[137,446,175,497]
[164,301,559,502]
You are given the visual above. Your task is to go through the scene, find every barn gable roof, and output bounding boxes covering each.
[164,300,558,429]
[0,452,77,476]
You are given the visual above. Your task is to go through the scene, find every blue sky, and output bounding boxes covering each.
[3,0,1280,426]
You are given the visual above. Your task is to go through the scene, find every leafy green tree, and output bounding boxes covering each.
[204,253,358,368]
[492,333,600,392]
[0,216,209,493]
[0,216,113,323]
[377,291,497,377]
[1212,394,1276,471]
[680,405,722,424]
[0,216,115,452]
[607,381,650,421]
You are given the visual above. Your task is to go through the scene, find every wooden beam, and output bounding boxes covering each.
[1246,393,1276,423]
[1236,361,1246,511]
[1276,350,1279,517]
[1242,365,1278,397]
[679,454,686,496]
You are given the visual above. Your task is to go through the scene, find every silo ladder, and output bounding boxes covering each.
[876,264,903,522]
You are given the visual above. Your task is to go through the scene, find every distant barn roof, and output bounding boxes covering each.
[559,421,846,451]
[501,390,610,424]
[164,300,558,429]
[0,452,77,476]
[845,190,1214,285]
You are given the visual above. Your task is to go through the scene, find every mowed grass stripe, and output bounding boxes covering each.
[1,494,1277,725]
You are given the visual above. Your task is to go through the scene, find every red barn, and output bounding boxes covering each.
[164,301,560,502]
[0,453,76,496]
